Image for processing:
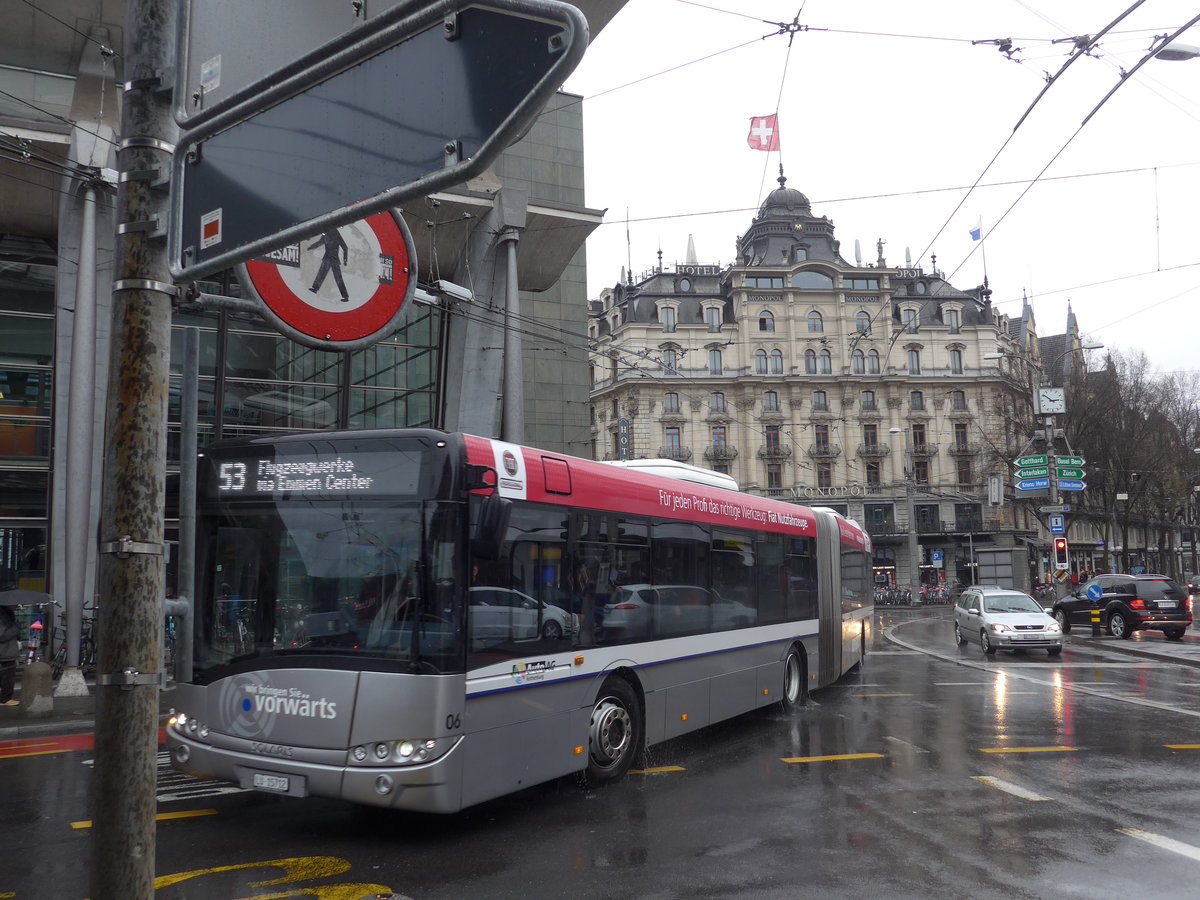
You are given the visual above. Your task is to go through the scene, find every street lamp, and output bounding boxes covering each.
[889,426,922,601]
[1155,42,1200,61]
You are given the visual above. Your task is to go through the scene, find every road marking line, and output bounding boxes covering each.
[1117,829,1200,862]
[1165,744,1200,749]
[934,682,992,685]
[972,776,1051,801]
[629,765,685,774]
[781,752,885,764]
[979,746,1076,754]
[851,692,912,697]
[71,809,218,830]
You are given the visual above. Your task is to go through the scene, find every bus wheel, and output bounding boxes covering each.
[585,678,643,785]
[780,646,806,713]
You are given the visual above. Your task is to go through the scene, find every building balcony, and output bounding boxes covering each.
[704,445,739,461]
[657,445,693,461]
[947,442,981,456]
[758,444,793,460]
[910,442,939,458]
[856,442,891,459]
[806,443,842,459]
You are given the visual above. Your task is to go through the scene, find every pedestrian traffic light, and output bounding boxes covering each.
[1053,537,1069,570]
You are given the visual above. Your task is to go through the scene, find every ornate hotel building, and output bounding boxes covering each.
[589,174,1052,592]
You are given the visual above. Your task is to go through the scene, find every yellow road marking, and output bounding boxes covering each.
[0,748,78,759]
[629,765,686,774]
[1165,744,1200,749]
[782,752,884,764]
[979,746,1076,754]
[71,809,218,830]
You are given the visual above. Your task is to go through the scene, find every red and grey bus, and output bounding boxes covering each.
[166,428,873,812]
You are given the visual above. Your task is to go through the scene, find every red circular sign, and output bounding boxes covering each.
[241,209,415,348]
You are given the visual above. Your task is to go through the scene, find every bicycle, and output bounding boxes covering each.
[49,612,96,681]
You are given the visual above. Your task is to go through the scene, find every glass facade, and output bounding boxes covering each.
[0,244,442,596]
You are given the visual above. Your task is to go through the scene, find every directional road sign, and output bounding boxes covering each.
[1055,455,1086,467]
[1058,479,1087,491]
[169,0,589,281]
[174,0,410,126]
[1087,583,1103,602]
[1056,467,1085,479]
[1039,505,1070,513]
[1016,466,1049,479]
[1015,454,1049,468]
[1048,514,1065,534]
[238,208,414,349]
[1016,477,1051,491]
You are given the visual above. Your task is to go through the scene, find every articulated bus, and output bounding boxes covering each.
[167,428,873,812]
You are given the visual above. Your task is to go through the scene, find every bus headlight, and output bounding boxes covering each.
[348,737,452,767]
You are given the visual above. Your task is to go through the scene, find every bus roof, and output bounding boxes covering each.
[599,459,739,491]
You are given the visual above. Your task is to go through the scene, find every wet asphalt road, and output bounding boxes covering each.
[5,607,1200,899]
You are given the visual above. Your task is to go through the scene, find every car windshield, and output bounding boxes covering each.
[984,594,1042,613]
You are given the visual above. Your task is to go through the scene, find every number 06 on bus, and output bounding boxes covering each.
[166,428,872,812]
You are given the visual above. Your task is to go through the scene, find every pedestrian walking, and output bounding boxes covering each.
[0,602,20,706]
[308,228,350,302]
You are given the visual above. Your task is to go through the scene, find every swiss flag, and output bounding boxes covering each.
[747,114,780,151]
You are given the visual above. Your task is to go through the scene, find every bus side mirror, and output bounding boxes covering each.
[474,494,512,560]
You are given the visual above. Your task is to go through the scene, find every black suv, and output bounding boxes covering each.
[1052,574,1192,640]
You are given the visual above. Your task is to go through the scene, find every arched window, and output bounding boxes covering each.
[951,390,967,410]
[790,270,834,289]
[949,349,963,374]
[711,391,725,412]
[709,349,722,375]
[856,311,871,333]
[770,349,784,374]
[663,392,680,413]
[902,308,918,333]
[662,349,677,375]
[763,390,779,412]
[819,349,832,374]
[812,390,828,411]
[852,349,865,374]
[807,310,824,333]
[867,349,880,374]
[755,349,768,374]
[804,349,817,374]
[861,390,877,411]
[660,306,677,333]
[907,349,921,374]
[910,390,925,410]
[759,310,775,332]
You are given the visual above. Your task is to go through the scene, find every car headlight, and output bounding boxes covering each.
[988,623,1012,633]
[1046,622,1061,633]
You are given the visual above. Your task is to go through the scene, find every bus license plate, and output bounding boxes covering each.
[253,773,290,792]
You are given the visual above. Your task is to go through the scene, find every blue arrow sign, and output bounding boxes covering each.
[1048,514,1065,533]
[1058,479,1087,491]
[1087,583,1103,602]
[1016,477,1050,491]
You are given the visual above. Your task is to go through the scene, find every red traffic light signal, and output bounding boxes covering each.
[1053,538,1069,569]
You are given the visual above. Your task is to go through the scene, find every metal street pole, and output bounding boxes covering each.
[891,426,921,600]
[92,2,176,898]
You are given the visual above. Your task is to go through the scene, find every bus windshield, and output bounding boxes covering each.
[196,499,465,677]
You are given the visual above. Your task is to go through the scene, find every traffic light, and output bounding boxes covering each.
[1053,537,1069,570]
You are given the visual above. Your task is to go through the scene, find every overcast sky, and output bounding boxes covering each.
[562,0,1200,376]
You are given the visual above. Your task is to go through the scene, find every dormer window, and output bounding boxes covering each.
[660,305,677,333]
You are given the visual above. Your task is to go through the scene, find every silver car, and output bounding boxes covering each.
[603,585,756,639]
[954,587,1063,656]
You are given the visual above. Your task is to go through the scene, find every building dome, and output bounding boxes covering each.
[758,172,811,218]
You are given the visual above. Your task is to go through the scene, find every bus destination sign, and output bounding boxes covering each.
[208,451,420,499]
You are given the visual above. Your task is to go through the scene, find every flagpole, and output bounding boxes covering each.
[979,216,988,284]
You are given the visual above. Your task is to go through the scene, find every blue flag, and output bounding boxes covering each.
[969,218,982,241]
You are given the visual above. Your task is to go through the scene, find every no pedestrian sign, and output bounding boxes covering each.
[239,209,415,349]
